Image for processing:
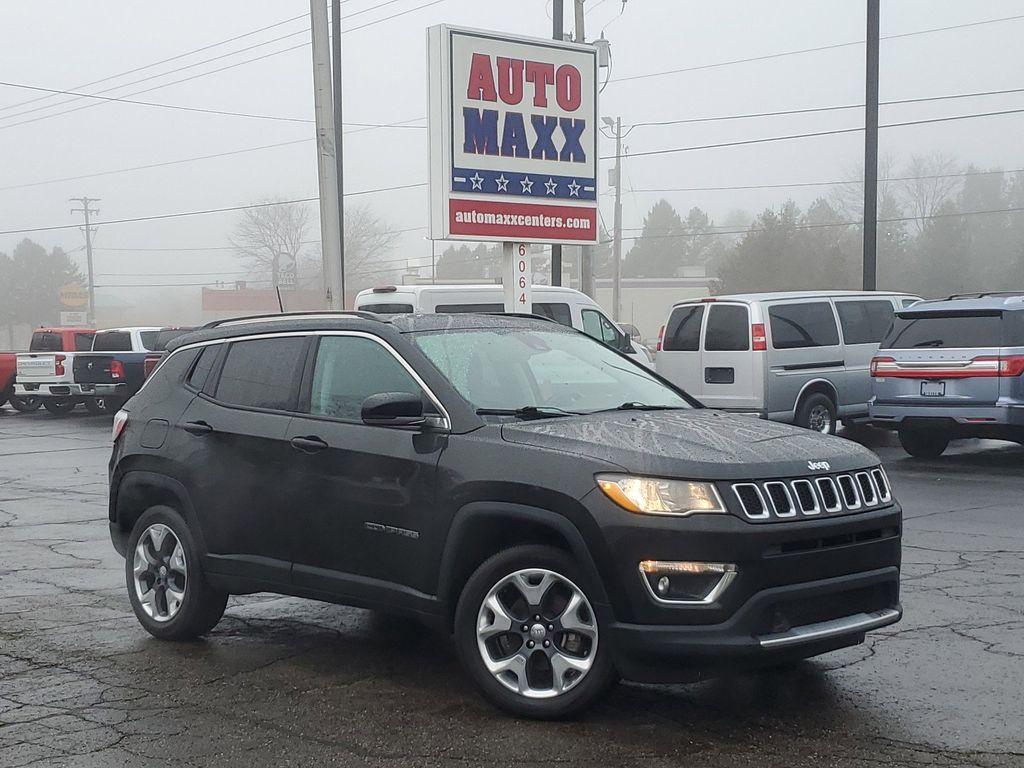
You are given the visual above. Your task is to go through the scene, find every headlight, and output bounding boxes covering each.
[596,474,726,516]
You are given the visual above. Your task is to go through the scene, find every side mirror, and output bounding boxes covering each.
[361,392,425,428]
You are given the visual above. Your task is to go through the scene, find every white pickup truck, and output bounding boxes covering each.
[14,327,96,413]
[16,327,161,415]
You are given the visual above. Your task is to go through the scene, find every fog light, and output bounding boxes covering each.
[639,560,737,604]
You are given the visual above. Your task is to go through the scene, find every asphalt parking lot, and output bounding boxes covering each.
[1,408,1022,768]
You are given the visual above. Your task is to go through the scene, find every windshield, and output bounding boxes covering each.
[413,327,693,415]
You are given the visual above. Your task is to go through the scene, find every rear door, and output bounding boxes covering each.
[700,302,757,409]
[874,311,1004,406]
[834,298,897,408]
[656,303,705,397]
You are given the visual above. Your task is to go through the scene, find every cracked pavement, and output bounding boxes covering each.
[1,409,1022,767]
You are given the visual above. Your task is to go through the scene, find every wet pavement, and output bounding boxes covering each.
[1,407,1022,767]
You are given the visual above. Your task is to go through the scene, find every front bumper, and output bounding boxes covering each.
[16,382,126,398]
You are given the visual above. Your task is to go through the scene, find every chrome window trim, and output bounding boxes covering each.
[790,479,820,515]
[855,471,877,506]
[815,477,843,513]
[164,330,451,430]
[837,474,862,510]
[637,564,738,606]
[764,481,797,518]
[732,483,769,520]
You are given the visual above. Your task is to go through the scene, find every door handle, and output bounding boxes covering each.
[290,435,328,453]
[182,420,213,436]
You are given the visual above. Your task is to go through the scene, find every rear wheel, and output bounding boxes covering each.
[454,545,615,719]
[9,395,42,412]
[898,427,949,458]
[125,505,228,640]
[42,397,76,415]
[84,396,123,415]
[796,392,837,435]
[0,386,9,408]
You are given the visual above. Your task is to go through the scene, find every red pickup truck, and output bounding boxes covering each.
[5,327,95,413]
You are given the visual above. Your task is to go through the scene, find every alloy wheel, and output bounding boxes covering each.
[133,523,187,622]
[808,404,833,434]
[476,568,598,699]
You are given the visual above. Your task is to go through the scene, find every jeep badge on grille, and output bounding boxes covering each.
[808,460,831,472]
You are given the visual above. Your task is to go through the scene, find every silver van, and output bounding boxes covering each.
[656,291,919,434]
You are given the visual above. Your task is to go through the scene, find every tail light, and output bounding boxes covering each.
[986,355,1024,377]
[871,355,1024,378]
[54,354,66,376]
[751,323,767,351]
[870,356,894,376]
[110,360,125,381]
[112,410,129,442]
[143,354,161,378]
[656,325,665,352]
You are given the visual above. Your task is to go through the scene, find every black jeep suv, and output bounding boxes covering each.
[108,312,902,718]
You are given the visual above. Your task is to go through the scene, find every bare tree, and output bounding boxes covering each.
[897,152,962,235]
[231,201,311,287]
[297,203,405,292]
[829,155,899,221]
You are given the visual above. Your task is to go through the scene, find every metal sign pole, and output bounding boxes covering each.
[504,243,531,313]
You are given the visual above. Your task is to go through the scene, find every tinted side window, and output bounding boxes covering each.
[92,332,132,352]
[884,313,1003,349]
[663,305,704,351]
[188,345,220,391]
[74,333,94,351]
[215,337,306,411]
[434,303,504,313]
[769,302,840,349]
[30,332,61,352]
[309,336,422,422]
[139,331,159,351]
[359,303,414,313]
[705,305,749,351]
[533,302,572,327]
[836,300,895,345]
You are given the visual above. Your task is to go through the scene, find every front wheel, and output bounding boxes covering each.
[898,427,949,458]
[9,394,42,412]
[42,397,76,415]
[796,393,837,435]
[125,505,228,640]
[454,545,616,719]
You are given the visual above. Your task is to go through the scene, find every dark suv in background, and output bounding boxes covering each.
[109,312,902,718]
[870,294,1024,456]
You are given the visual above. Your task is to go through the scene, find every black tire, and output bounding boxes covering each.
[9,394,42,412]
[795,392,837,435]
[125,505,228,641]
[898,427,949,458]
[0,385,9,408]
[84,396,124,415]
[42,397,76,415]
[454,545,616,719]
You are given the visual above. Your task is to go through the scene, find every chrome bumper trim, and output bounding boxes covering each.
[757,607,902,649]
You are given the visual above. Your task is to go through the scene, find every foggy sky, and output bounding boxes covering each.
[1,0,1022,308]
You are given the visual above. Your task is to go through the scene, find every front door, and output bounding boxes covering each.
[286,334,445,599]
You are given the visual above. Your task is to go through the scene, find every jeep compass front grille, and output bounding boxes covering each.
[730,468,892,521]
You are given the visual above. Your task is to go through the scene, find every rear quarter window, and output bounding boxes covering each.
[836,300,895,345]
[769,302,840,349]
[663,305,704,351]
[884,312,1004,349]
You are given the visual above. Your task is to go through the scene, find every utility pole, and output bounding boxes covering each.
[331,0,346,306]
[862,0,880,291]
[69,197,100,325]
[550,0,564,287]
[310,0,345,309]
[610,118,623,320]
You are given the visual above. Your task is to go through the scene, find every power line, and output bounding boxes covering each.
[609,13,1024,85]
[610,106,1024,161]
[630,167,1024,194]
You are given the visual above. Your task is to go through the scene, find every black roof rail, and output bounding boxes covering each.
[483,311,556,323]
[201,310,385,329]
[946,291,1024,300]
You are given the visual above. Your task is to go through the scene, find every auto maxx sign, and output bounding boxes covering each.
[428,25,598,244]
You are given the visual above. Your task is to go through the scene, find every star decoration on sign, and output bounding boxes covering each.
[567,180,581,197]
[495,174,509,192]
[470,173,484,190]
[521,176,534,194]
[544,178,558,195]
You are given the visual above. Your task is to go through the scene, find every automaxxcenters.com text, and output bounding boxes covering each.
[454,209,591,230]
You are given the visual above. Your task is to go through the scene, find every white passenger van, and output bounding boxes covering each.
[355,284,653,366]
[655,291,919,433]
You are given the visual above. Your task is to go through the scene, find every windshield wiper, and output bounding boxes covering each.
[595,402,686,413]
[475,406,581,420]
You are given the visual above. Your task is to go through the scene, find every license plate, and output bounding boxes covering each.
[921,381,945,397]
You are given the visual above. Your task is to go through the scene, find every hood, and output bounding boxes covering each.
[501,409,880,480]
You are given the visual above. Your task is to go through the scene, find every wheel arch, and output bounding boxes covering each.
[437,502,610,629]
[111,469,208,557]
[793,377,839,418]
